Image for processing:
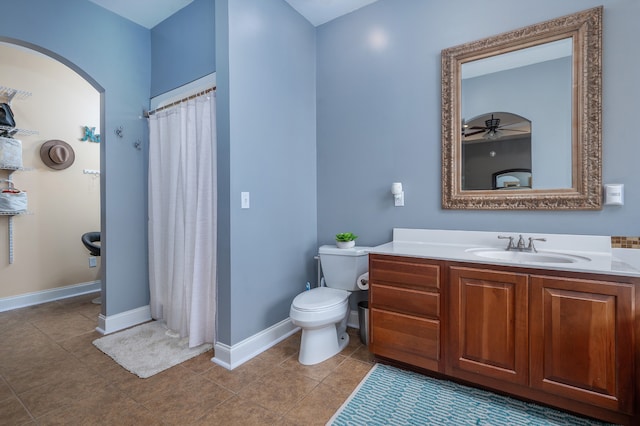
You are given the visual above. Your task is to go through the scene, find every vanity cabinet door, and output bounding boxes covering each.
[369,255,442,372]
[530,276,634,414]
[448,266,529,386]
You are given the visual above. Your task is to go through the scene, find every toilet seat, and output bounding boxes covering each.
[290,286,352,365]
[292,287,349,312]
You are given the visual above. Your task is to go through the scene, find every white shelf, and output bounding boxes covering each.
[0,165,32,172]
[0,86,31,102]
[0,210,30,216]
[0,85,35,264]
[0,125,38,137]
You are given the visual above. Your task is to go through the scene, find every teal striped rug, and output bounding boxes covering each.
[329,364,614,425]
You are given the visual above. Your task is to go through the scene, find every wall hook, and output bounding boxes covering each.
[114,126,124,138]
[133,139,141,151]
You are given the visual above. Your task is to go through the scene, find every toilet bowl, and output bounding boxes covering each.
[290,245,369,365]
[290,287,351,365]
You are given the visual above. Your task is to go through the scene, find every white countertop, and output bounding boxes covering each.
[368,228,640,278]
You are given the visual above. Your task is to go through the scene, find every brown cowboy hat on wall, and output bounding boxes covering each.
[40,139,75,170]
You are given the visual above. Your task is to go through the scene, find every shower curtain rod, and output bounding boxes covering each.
[144,86,216,118]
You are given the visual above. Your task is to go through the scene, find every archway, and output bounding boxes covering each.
[0,39,105,314]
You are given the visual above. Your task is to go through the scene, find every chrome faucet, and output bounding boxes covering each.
[498,234,546,252]
[497,235,516,250]
[527,237,547,253]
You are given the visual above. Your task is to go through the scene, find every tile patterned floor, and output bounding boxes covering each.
[0,293,374,425]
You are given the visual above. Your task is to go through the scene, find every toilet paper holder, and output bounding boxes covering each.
[357,272,369,290]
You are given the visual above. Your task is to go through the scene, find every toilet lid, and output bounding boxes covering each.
[293,287,349,312]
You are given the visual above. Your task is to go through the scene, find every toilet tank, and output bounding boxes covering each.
[319,245,370,291]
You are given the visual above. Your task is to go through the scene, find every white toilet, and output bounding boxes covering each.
[290,245,369,365]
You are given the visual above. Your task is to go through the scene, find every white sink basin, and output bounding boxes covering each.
[467,249,591,264]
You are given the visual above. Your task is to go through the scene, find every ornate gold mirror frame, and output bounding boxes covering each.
[441,7,602,209]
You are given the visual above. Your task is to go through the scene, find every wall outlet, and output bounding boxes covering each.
[89,256,97,268]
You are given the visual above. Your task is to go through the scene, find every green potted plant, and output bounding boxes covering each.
[335,232,358,249]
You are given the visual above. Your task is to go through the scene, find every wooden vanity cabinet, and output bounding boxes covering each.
[529,275,635,414]
[368,254,442,372]
[448,267,529,386]
[369,255,639,425]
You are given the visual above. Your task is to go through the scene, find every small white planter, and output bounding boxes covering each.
[336,240,355,249]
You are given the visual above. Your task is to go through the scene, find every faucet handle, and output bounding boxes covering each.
[498,235,515,250]
[527,237,547,252]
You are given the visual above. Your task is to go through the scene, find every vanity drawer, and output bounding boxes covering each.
[370,284,440,319]
[371,307,440,371]
[369,254,441,291]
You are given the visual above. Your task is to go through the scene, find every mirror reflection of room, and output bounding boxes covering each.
[460,38,573,191]
[462,112,532,190]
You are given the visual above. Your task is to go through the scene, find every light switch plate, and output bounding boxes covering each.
[604,184,624,206]
[241,192,250,209]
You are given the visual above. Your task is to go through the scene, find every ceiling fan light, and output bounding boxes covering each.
[483,128,503,140]
[485,117,500,128]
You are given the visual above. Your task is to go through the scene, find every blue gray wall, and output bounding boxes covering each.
[317,0,640,248]
[151,0,216,97]
[215,0,232,346]
[2,0,150,317]
[216,0,317,345]
[153,0,317,347]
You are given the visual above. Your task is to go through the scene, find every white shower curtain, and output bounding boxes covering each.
[148,91,216,348]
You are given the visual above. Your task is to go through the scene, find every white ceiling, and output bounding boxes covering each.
[88,0,380,29]
[283,0,380,26]
[88,0,194,29]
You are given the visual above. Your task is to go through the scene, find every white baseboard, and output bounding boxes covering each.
[96,305,151,335]
[212,318,300,370]
[212,310,362,371]
[0,281,101,313]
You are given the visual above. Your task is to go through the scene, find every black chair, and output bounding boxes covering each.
[81,232,101,256]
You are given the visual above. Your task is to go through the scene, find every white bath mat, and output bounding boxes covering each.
[93,321,212,378]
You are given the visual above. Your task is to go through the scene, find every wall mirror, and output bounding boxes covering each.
[441,7,602,209]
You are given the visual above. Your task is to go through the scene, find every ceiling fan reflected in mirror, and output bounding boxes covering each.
[462,112,531,142]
